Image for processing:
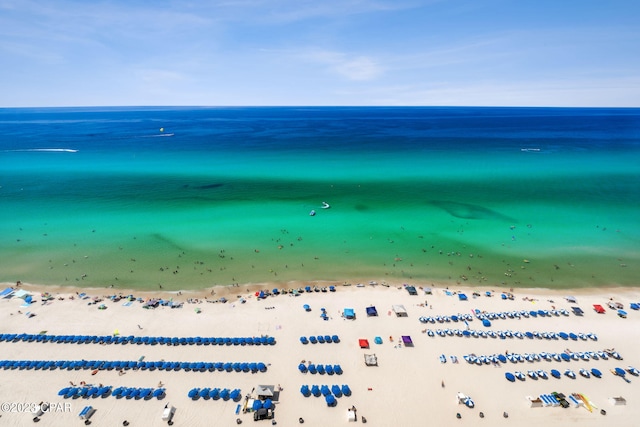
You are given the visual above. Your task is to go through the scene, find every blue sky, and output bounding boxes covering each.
[1,0,638,107]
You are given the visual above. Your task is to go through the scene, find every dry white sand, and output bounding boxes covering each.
[1,281,639,427]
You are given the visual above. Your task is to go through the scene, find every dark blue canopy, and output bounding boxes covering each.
[505,372,515,382]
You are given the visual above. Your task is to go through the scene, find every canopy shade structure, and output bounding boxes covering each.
[405,286,417,295]
[343,308,355,319]
[571,306,584,316]
[565,296,577,303]
[359,339,370,349]
[364,354,378,366]
[593,304,606,314]
[366,306,378,317]
[392,305,408,317]
[401,336,413,346]
[458,293,468,301]
[256,385,274,399]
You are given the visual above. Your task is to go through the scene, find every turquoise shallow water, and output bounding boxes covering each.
[0,107,638,290]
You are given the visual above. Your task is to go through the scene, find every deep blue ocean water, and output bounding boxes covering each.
[1,107,639,290]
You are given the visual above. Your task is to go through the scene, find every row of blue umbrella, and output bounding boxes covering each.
[300,384,351,406]
[426,328,597,341]
[298,364,343,375]
[57,385,166,400]
[300,335,340,344]
[188,387,241,401]
[463,349,620,366]
[58,385,113,399]
[0,360,267,373]
[0,333,275,346]
[505,368,603,382]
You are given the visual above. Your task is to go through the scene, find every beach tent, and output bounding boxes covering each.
[458,293,468,301]
[13,289,32,300]
[424,287,432,295]
[392,305,408,317]
[571,307,584,316]
[256,385,274,399]
[366,306,378,317]
[593,304,606,314]
[359,339,370,349]
[0,288,14,298]
[364,354,378,366]
[565,296,577,303]
[343,308,355,319]
[406,286,418,295]
[401,336,413,346]
[374,336,383,344]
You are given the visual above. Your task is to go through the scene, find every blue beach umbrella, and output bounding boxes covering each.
[505,372,515,382]
[209,388,220,400]
[325,394,337,406]
[311,385,321,397]
[300,385,311,397]
[331,385,342,397]
[341,384,352,396]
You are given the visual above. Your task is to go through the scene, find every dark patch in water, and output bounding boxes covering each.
[195,183,224,190]
[150,233,185,251]
[430,200,515,221]
[354,204,370,212]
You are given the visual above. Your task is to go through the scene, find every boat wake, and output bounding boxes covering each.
[5,148,78,153]
[141,133,175,138]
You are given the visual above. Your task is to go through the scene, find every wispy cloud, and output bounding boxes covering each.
[300,50,383,81]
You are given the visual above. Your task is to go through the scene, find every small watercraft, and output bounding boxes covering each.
[309,210,316,216]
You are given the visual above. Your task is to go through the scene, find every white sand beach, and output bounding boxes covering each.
[1,281,639,427]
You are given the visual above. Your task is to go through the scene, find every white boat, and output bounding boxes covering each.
[309,210,316,216]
